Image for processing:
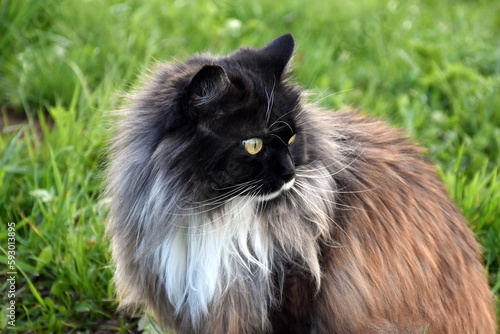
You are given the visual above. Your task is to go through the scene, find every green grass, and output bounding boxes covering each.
[1,0,499,331]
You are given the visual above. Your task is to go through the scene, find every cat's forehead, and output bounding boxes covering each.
[201,96,291,138]
[194,68,293,136]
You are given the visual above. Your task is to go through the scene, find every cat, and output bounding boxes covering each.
[105,34,496,333]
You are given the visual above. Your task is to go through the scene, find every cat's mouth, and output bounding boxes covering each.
[254,178,295,202]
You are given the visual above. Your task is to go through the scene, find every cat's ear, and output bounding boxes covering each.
[186,65,230,109]
[259,33,295,79]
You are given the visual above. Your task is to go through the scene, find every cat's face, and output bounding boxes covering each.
[151,35,307,203]
[190,68,301,201]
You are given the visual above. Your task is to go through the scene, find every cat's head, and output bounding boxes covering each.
[129,34,308,205]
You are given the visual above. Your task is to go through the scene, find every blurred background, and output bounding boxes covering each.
[1,0,499,331]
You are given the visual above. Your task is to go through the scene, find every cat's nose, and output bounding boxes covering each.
[277,153,295,182]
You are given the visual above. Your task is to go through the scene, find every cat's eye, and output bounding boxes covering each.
[288,134,296,145]
[242,138,263,155]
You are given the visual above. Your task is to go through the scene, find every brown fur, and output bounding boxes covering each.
[271,110,497,333]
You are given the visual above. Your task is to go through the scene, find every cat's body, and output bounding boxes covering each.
[106,34,496,333]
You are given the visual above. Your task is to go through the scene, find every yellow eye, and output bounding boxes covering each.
[288,134,296,145]
[242,138,263,155]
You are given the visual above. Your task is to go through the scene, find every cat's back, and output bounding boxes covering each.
[302,109,497,334]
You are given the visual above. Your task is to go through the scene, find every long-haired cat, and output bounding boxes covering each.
[106,34,496,333]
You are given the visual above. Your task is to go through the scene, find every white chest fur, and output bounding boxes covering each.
[152,197,272,324]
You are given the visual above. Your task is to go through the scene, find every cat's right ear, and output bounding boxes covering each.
[184,65,230,116]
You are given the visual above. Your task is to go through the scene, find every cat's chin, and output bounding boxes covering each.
[254,178,295,202]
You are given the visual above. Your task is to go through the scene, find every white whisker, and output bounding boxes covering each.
[265,79,276,126]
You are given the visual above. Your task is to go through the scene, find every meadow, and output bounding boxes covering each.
[1,0,499,332]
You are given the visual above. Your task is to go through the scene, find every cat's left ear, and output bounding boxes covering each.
[186,65,230,110]
[259,33,295,79]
